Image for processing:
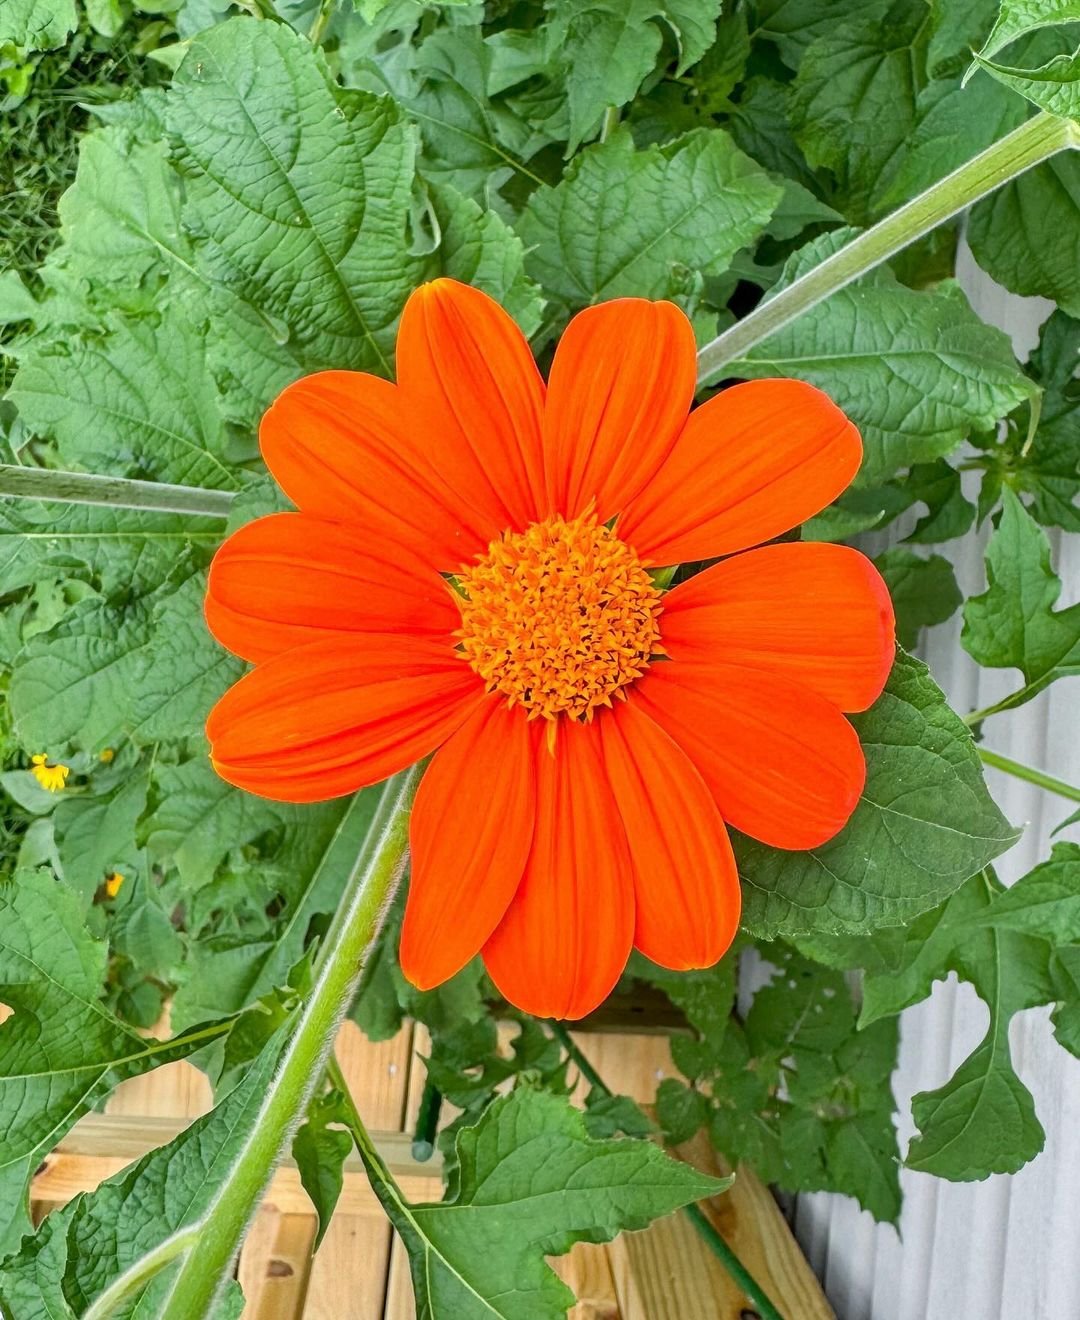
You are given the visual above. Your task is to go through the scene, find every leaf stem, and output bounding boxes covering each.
[154,769,422,1320]
[547,1024,784,1319]
[695,110,1080,382]
[684,1203,786,1320]
[0,464,234,519]
[548,1020,610,1095]
[978,747,1080,805]
[81,1227,203,1320]
[307,0,336,47]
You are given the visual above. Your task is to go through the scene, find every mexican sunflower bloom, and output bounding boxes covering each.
[205,280,895,1019]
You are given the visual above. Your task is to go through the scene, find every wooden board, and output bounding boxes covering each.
[29,1021,833,1319]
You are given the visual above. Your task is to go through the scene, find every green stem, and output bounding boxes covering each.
[964,688,1039,726]
[307,0,336,47]
[0,464,234,519]
[82,1228,202,1320]
[548,1020,610,1095]
[978,747,1080,805]
[155,769,422,1320]
[684,1204,786,1320]
[695,110,1079,382]
[547,1024,782,1318]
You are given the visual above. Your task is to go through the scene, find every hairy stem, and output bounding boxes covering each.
[978,747,1080,806]
[696,111,1080,382]
[0,464,234,519]
[547,1024,784,1320]
[154,769,421,1320]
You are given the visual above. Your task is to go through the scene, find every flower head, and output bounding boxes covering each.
[205,280,894,1019]
[104,871,124,898]
[31,754,70,793]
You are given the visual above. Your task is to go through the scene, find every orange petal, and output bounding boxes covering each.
[396,279,546,533]
[260,370,489,568]
[483,719,634,1020]
[618,379,861,564]
[205,513,461,664]
[543,299,697,521]
[401,701,536,990]
[660,543,895,712]
[206,636,482,803]
[598,702,741,970]
[634,663,865,850]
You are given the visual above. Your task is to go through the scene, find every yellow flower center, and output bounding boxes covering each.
[456,511,664,724]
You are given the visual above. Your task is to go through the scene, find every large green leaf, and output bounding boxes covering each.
[969,154,1080,318]
[0,0,75,50]
[0,870,230,1254]
[791,0,930,220]
[517,127,780,319]
[727,252,1033,483]
[167,18,425,380]
[0,1033,282,1317]
[359,1085,729,1318]
[9,310,240,491]
[9,570,242,752]
[735,652,1019,937]
[962,486,1080,714]
[976,0,1080,61]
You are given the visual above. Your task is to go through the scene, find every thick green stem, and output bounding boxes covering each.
[155,769,421,1320]
[0,464,234,519]
[696,111,1079,382]
[546,1024,783,1318]
[978,747,1080,806]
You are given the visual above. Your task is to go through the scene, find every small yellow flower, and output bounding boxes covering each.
[30,754,70,793]
[104,871,124,898]
[99,748,115,763]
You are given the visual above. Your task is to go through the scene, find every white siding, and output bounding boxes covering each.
[792,252,1080,1320]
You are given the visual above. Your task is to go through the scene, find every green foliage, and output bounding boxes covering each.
[517,126,780,320]
[648,950,902,1223]
[963,487,1080,714]
[0,1035,282,1316]
[357,1084,730,1319]
[0,869,231,1253]
[1,0,1080,1303]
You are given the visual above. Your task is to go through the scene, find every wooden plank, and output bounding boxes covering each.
[551,1244,620,1320]
[245,1214,317,1320]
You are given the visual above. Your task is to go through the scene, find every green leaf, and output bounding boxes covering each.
[167,18,425,381]
[0,1034,282,1316]
[655,1077,708,1144]
[976,0,1080,62]
[969,154,1080,318]
[791,0,930,221]
[727,260,1034,483]
[970,43,1080,116]
[962,486,1080,713]
[1009,310,1080,531]
[874,549,963,650]
[168,788,382,1030]
[10,569,242,752]
[53,771,148,906]
[0,501,224,601]
[517,127,780,319]
[0,869,229,1254]
[358,1085,729,1318]
[9,310,240,491]
[969,840,1080,942]
[294,1091,354,1250]
[754,0,891,70]
[735,652,1020,938]
[0,0,76,50]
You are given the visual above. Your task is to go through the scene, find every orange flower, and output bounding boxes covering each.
[205,281,894,1019]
